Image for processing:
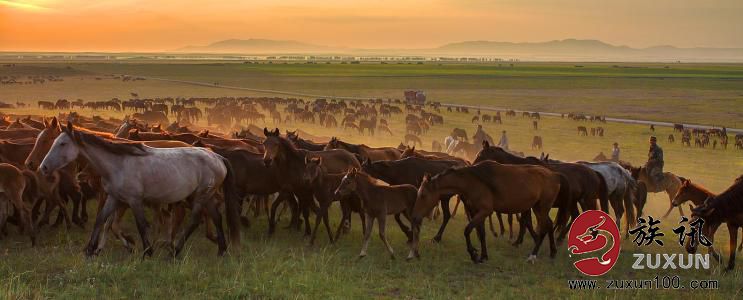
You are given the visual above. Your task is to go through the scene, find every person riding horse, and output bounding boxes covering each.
[646,136,664,185]
[473,125,493,148]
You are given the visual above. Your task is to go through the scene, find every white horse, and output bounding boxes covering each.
[444,136,458,154]
[39,121,240,257]
[576,161,639,235]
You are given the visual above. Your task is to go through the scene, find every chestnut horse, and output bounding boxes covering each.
[686,175,743,271]
[412,161,570,263]
[335,168,416,259]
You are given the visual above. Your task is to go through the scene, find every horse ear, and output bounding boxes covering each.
[411,146,416,151]
[65,120,73,133]
[50,117,58,129]
[263,127,270,137]
[482,140,490,149]
[545,154,550,160]
[273,128,280,136]
[43,118,49,128]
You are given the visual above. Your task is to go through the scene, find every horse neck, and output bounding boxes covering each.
[687,184,715,204]
[77,142,124,181]
[353,173,380,200]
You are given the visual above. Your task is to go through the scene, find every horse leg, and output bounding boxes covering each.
[334,199,351,241]
[129,203,154,258]
[85,196,120,257]
[358,215,374,258]
[725,224,738,271]
[508,214,514,240]
[497,213,505,235]
[556,205,579,243]
[476,220,488,261]
[451,197,460,217]
[378,216,395,259]
[394,213,412,242]
[9,188,35,246]
[174,202,203,257]
[268,193,285,235]
[487,215,497,238]
[205,198,227,256]
[432,196,452,242]
[106,206,135,253]
[309,201,326,245]
[528,209,554,263]
[464,210,489,263]
[623,190,635,238]
[321,203,333,244]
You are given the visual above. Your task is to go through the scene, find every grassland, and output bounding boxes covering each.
[2,62,742,128]
[0,61,741,299]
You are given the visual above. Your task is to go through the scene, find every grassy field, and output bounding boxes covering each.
[1,62,742,127]
[0,61,742,299]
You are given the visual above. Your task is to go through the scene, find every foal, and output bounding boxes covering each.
[334,168,416,259]
[303,157,365,244]
[0,163,35,245]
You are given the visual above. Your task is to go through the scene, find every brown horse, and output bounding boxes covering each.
[672,179,715,207]
[334,168,416,259]
[324,137,401,162]
[263,128,360,236]
[412,161,569,263]
[303,157,365,244]
[686,175,743,270]
[450,140,480,162]
[475,142,607,242]
[0,163,36,245]
[403,134,422,148]
[626,165,684,218]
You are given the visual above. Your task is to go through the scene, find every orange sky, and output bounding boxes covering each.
[1,0,742,52]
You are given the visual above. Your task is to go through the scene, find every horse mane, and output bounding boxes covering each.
[686,180,716,196]
[75,126,118,140]
[72,129,149,156]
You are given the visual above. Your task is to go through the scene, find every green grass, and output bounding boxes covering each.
[0,62,742,298]
[2,62,742,127]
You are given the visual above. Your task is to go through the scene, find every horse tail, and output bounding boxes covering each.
[220,156,241,249]
[553,174,572,234]
[595,171,610,213]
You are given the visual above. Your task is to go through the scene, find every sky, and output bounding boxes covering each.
[0,0,741,52]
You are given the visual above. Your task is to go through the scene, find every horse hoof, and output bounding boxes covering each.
[526,254,537,264]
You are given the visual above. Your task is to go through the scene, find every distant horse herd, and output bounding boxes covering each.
[0,95,741,270]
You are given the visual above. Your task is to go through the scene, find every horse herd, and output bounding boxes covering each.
[0,109,741,270]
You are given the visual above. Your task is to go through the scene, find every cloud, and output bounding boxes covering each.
[0,0,50,11]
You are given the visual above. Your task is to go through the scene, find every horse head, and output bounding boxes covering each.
[25,116,61,170]
[39,121,80,177]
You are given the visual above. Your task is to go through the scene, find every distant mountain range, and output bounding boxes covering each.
[175,38,743,62]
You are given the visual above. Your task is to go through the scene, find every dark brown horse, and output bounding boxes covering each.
[686,175,743,271]
[263,128,360,236]
[324,137,401,162]
[303,157,365,244]
[334,168,416,259]
[412,161,570,263]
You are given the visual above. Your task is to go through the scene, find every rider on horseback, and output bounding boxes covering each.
[646,136,664,185]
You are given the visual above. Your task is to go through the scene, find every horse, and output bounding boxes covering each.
[412,161,569,263]
[39,121,240,257]
[531,136,543,150]
[625,165,684,218]
[0,163,36,245]
[361,157,466,242]
[672,179,715,208]
[450,140,480,162]
[686,175,743,271]
[451,128,468,141]
[575,160,638,236]
[303,157,364,244]
[262,128,360,236]
[286,131,326,151]
[334,168,416,259]
[404,134,422,148]
[475,142,607,242]
[324,137,401,162]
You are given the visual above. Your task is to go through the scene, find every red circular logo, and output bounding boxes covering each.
[567,210,621,276]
